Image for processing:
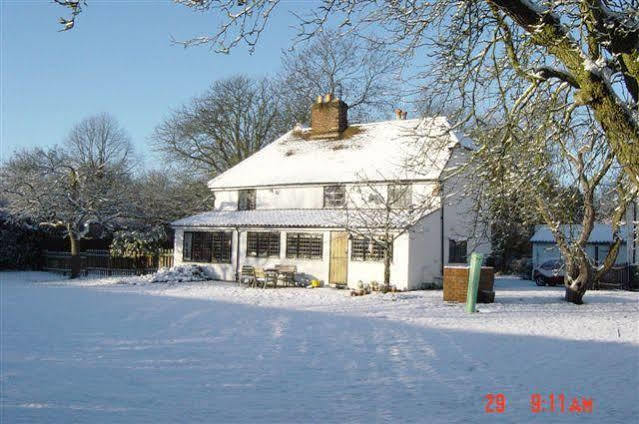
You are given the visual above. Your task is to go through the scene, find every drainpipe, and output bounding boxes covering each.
[235,227,241,282]
[440,182,445,277]
[633,202,637,264]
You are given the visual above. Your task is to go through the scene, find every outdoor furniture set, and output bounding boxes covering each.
[240,265,299,288]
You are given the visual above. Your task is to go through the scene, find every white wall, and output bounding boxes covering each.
[407,211,443,289]
[212,182,440,211]
[257,187,323,209]
[346,233,410,290]
[214,191,239,211]
[213,186,323,211]
[441,148,492,263]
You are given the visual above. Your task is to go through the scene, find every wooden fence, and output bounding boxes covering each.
[43,249,174,277]
[597,264,633,290]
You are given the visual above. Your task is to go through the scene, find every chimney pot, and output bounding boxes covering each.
[402,111,408,120]
[395,108,403,120]
[310,94,348,139]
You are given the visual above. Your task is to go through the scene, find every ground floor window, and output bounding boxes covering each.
[350,237,392,261]
[183,231,232,263]
[286,233,323,259]
[449,239,467,263]
[247,232,280,257]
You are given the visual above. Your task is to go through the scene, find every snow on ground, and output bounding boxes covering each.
[1,271,638,423]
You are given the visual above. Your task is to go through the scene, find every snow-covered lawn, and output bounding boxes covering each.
[1,271,638,423]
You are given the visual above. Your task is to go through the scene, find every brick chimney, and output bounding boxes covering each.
[310,93,348,139]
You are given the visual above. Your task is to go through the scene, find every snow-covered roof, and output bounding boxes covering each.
[172,209,347,228]
[530,224,627,244]
[171,207,439,229]
[208,117,472,190]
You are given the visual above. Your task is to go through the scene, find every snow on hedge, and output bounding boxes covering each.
[150,265,210,284]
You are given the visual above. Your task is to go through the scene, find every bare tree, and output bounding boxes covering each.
[151,75,289,176]
[132,168,214,227]
[470,94,637,303]
[277,29,401,124]
[126,1,636,187]
[0,114,134,278]
[64,112,134,173]
[53,2,639,184]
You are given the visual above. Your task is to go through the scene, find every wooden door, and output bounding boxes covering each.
[329,232,349,284]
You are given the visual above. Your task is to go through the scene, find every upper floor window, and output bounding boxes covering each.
[286,233,323,260]
[388,183,412,208]
[183,231,232,263]
[323,185,345,208]
[449,239,467,263]
[247,232,280,257]
[351,237,392,262]
[238,189,256,210]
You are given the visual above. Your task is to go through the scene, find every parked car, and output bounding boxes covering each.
[533,259,564,286]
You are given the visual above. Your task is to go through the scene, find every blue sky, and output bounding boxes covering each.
[1,0,301,167]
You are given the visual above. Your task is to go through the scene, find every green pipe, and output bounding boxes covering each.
[466,252,483,313]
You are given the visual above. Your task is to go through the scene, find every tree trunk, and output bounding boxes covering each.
[383,247,391,288]
[564,285,585,304]
[563,258,593,305]
[68,226,81,279]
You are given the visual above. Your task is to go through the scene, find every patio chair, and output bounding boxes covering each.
[265,269,279,288]
[240,265,257,287]
[276,265,297,287]
[255,267,267,288]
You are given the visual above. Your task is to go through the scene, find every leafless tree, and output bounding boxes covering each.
[65,112,135,173]
[54,2,639,187]
[277,29,401,124]
[132,168,214,227]
[151,75,290,176]
[0,114,134,277]
[470,94,637,303]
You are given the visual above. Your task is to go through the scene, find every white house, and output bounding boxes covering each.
[530,222,636,271]
[171,96,491,290]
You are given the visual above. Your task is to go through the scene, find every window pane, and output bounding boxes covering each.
[323,185,345,208]
[238,189,256,210]
[350,237,391,262]
[388,184,412,208]
[212,232,232,263]
[449,240,467,263]
[191,232,212,262]
[286,233,298,258]
[247,232,280,257]
[247,232,259,257]
[351,237,366,261]
[286,233,322,259]
[268,233,281,257]
[183,232,192,261]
